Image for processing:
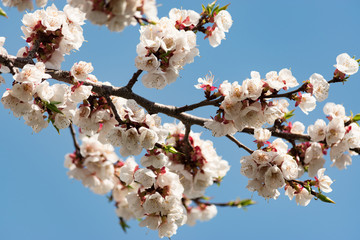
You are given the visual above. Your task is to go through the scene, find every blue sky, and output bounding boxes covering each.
[1,0,360,239]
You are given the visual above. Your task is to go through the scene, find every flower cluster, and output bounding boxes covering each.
[205,70,297,136]
[1,61,92,132]
[135,8,200,89]
[68,0,157,32]
[1,0,48,11]
[241,133,335,206]
[205,10,232,47]
[163,122,230,198]
[97,98,168,157]
[64,135,120,194]
[66,137,187,238]
[241,138,299,200]
[126,166,186,238]
[20,4,85,69]
[308,102,360,170]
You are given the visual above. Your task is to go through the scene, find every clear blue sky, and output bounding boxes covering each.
[1,0,360,239]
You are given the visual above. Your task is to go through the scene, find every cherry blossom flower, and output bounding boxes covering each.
[309,73,329,102]
[316,168,333,193]
[334,53,359,75]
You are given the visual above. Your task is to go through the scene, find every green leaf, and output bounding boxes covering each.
[352,113,360,122]
[45,101,63,114]
[119,217,130,233]
[202,4,206,13]
[284,109,295,120]
[0,8,7,18]
[239,199,256,208]
[163,145,183,155]
[48,118,60,134]
[317,193,335,204]
[200,195,211,201]
[218,3,231,12]
[50,101,62,105]
[107,195,113,202]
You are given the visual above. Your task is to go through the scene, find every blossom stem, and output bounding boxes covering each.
[176,96,224,113]
[104,95,124,125]
[262,83,307,100]
[194,198,256,208]
[225,134,253,154]
[69,123,81,157]
[125,69,143,90]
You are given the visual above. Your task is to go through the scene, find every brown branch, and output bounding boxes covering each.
[328,77,344,84]
[69,123,81,157]
[241,127,311,142]
[183,123,193,159]
[176,96,224,113]
[104,95,124,125]
[125,69,143,90]
[262,83,307,100]
[0,53,333,148]
[226,134,253,154]
[193,198,256,208]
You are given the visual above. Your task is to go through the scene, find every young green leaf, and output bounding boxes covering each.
[45,102,63,114]
[352,113,360,122]
[0,8,7,18]
[284,109,295,120]
[317,193,335,204]
[119,217,130,233]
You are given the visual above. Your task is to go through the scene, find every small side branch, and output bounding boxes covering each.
[194,198,256,208]
[176,96,224,113]
[226,134,254,154]
[105,95,124,125]
[183,123,193,158]
[262,83,307,100]
[125,69,143,90]
[69,123,81,156]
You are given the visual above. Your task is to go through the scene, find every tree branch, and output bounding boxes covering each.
[226,134,253,154]
[125,69,143,90]
[176,96,224,113]
[104,95,124,125]
[69,123,81,157]
[262,83,307,100]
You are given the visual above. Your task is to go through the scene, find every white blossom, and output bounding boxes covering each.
[298,93,316,115]
[308,119,327,142]
[317,168,333,193]
[254,128,271,142]
[264,166,285,189]
[334,53,359,75]
[281,157,298,180]
[214,10,232,32]
[309,73,329,102]
[291,121,305,134]
[326,117,345,145]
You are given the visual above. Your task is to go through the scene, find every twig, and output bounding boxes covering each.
[104,95,124,125]
[125,69,143,90]
[262,83,307,100]
[176,96,224,113]
[226,134,253,154]
[69,123,81,157]
[193,198,255,208]
[183,124,193,159]
[241,127,311,142]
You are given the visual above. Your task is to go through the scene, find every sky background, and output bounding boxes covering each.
[1,0,360,239]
